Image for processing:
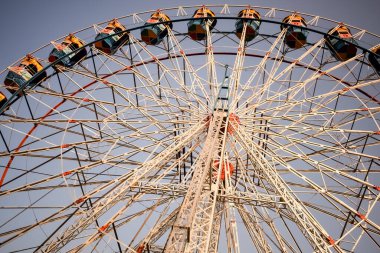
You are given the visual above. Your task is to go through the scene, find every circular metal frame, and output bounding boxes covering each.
[0,4,379,253]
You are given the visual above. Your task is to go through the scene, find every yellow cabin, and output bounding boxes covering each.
[281,15,308,49]
[49,34,87,68]
[0,91,7,111]
[141,11,172,45]
[188,6,217,41]
[4,55,46,95]
[95,19,129,55]
[369,45,380,73]
[325,25,358,61]
[235,8,261,42]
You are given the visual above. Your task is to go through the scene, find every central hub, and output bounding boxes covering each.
[204,112,240,135]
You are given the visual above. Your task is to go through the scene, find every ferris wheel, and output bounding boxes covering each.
[1,4,380,253]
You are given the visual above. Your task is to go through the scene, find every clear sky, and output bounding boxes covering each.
[0,0,379,71]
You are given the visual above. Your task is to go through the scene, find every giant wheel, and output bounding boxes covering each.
[0,4,380,253]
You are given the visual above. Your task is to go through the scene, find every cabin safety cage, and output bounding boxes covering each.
[0,4,380,253]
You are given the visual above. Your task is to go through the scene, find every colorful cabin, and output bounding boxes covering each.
[141,11,172,45]
[188,6,217,41]
[0,91,7,110]
[4,55,47,95]
[212,160,234,181]
[48,34,87,68]
[95,19,129,55]
[325,25,358,61]
[281,15,308,49]
[368,46,380,73]
[235,8,261,42]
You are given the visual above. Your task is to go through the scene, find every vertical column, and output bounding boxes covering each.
[166,111,227,252]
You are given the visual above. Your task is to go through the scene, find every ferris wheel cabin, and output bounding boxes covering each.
[4,55,46,95]
[48,34,87,68]
[235,8,261,42]
[212,160,234,181]
[0,91,7,110]
[325,25,358,61]
[95,19,129,55]
[281,15,308,49]
[369,45,380,73]
[141,11,172,45]
[187,6,217,41]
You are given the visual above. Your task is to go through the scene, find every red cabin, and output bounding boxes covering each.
[213,160,234,181]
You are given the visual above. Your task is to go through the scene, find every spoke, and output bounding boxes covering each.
[234,126,341,252]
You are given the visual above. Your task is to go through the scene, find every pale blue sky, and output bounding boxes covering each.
[0,0,379,71]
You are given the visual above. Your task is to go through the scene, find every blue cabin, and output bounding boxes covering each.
[141,11,172,45]
[48,34,87,68]
[4,55,47,95]
[281,15,308,49]
[188,6,217,41]
[325,25,358,61]
[95,19,129,55]
[235,8,261,42]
